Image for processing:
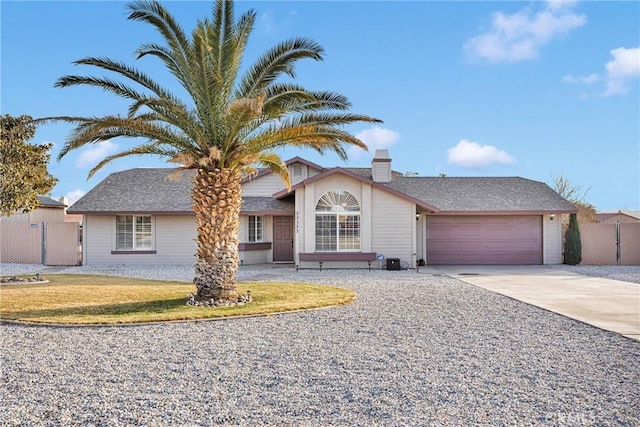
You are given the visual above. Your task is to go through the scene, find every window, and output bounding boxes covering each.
[116,215,152,250]
[315,190,360,251]
[248,215,264,242]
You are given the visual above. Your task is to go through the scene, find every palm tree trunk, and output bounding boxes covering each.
[191,168,241,301]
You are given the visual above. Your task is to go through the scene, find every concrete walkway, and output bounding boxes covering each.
[433,266,640,340]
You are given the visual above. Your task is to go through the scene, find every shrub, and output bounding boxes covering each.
[564,213,582,265]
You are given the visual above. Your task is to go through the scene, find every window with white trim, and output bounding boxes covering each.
[315,190,360,251]
[116,215,152,250]
[248,215,264,242]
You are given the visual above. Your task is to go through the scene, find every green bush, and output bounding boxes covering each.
[564,213,582,265]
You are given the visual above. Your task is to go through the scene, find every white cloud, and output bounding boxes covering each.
[65,189,87,206]
[350,126,400,160]
[564,46,639,97]
[259,9,298,35]
[546,0,579,11]
[563,73,599,85]
[464,0,586,63]
[604,47,640,96]
[75,140,118,168]
[447,139,516,169]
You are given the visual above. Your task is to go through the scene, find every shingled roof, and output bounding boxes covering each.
[71,163,575,215]
[69,169,194,214]
[37,195,66,208]
[241,197,294,213]
[316,168,576,213]
[381,175,575,212]
[69,168,295,214]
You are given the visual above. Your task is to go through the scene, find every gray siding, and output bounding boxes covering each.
[242,174,287,197]
[239,249,270,265]
[85,214,196,265]
[542,213,563,264]
[416,215,425,262]
[154,216,197,264]
[85,215,113,264]
[371,188,414,265]
[372,161,391,183]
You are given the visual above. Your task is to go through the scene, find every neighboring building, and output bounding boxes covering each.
[596,210,640,224]
[69,150,576,267]
[1,196,81,266]
[0,195,67,223]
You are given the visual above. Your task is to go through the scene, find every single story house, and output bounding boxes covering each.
[596,210,640,224]
[69,150,576,268]
[0,195,67,223]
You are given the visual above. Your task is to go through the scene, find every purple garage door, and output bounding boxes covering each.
[426,216,542,265]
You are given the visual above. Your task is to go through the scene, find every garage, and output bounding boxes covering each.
[426,216,542,265]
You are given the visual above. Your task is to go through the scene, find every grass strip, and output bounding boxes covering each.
[0,274,355,325]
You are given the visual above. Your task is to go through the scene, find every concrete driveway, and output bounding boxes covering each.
[433,266,640,340]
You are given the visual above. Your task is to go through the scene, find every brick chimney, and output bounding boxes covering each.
[371,149,392,182]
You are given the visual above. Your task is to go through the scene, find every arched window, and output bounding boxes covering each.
[315,190,360,251]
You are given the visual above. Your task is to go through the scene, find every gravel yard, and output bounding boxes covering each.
[1,265,639,426]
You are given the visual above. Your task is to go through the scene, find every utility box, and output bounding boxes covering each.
[386,258,401,270]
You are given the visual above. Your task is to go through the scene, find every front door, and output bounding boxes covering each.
[273,216,294,262]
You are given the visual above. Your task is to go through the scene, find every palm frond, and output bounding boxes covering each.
[55,75,147,102]
[237,38,324,98]
[52,115,197,161]
[226,8,255,90]
[64,57,179,105]
[242,124,368,161]
[135,43,191,91]
[47,0,381,181]
[261,88,354,121]
[88,142,181,178]
[127,0,191,72]
[255,152,290,190]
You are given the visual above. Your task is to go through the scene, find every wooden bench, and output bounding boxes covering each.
[298,252,377,270]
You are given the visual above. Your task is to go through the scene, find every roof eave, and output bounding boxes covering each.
[240,210,295,215]
[429,209,578,216]
[69,210,195,215]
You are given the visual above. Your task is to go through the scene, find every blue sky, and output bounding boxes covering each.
[2,0,639,210]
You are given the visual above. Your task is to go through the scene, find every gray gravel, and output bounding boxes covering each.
[550,264,640,284]
[1,265,639,426]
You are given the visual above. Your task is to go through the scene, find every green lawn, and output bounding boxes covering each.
[0,274,355,325]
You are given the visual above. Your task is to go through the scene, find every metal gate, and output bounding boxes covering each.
[581,223,640,265]
[0,222,81,266]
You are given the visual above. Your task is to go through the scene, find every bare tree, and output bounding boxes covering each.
[551,173,597,223]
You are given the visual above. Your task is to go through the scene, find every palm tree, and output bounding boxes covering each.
[42,0,380,302]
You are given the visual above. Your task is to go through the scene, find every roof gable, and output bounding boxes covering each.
[241,156,325,184]
[273,167,440,212]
